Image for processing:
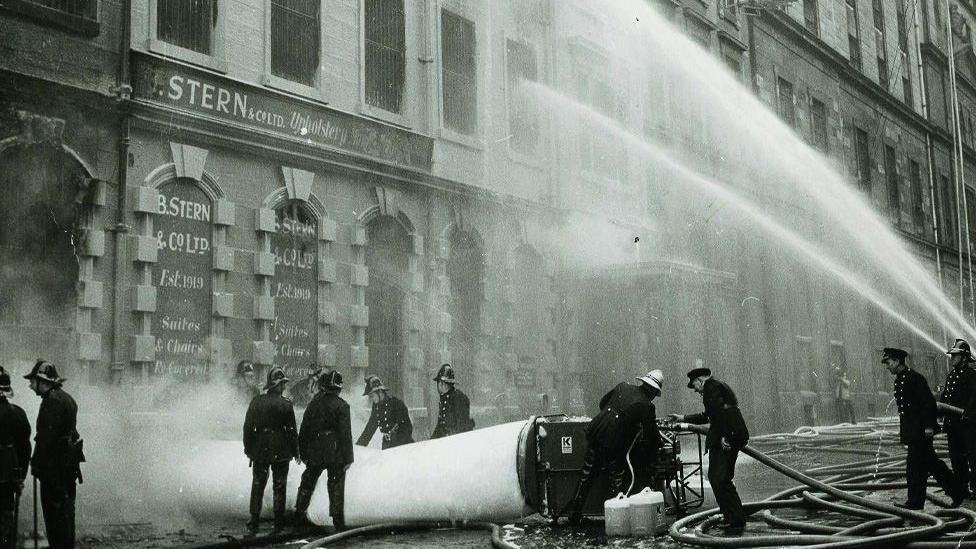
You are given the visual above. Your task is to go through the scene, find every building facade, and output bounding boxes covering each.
[4,0,976,434]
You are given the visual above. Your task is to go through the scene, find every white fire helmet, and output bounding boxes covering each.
[636,369,664,392]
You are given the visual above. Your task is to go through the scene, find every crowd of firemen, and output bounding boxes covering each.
[1,335,975,545]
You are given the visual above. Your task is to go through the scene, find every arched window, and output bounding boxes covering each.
[152,178,214,378]
[446,229,484,393]
[0,144,85,366]
[271,201,319,377]
[365,215,411,395]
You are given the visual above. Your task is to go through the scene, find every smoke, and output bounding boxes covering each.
[533,212,652,269]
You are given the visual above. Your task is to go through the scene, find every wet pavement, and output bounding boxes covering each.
[60,440,972,549]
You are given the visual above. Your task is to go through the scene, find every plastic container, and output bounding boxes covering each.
[604,492,631,536]
[627,487,665,536]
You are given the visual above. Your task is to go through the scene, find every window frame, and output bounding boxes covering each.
[0,0,100,36]
[437,5,482,148]
[262,0,326,101]
[846,0,862,70]
[148,0,228,73]
[809,95,829,153]
[504,37,542,163]
[359,0,410,126]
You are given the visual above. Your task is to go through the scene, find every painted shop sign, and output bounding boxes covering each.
[514,368,537,388]
[132,52,434,171]
[153,181,213,378]
[271,206,318,378]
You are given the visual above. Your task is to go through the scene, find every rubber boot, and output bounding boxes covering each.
[332,515,346,532]
[246,515,260,537]
[293,488,313,527]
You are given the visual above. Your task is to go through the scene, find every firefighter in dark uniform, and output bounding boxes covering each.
[0,367,30,549]
[430,364,474,439]
[24,361,82,549]
[356,375,413,449]
[243,366,298,535]
[882,347,965,509]
[670,367,750,530]
[940,338,976,498]
[234,361,261,405]
[564,369,663,526]
[295,370,353,531]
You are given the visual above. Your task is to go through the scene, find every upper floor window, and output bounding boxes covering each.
[270,0,319,86]
[909,159,924,235]
[873,0,887,90]
[441,9,477,135]
[846,0,861,70]
[365,0,406,113]
[2,0,99,35]
[810,97,828,152]
[506,39,539,154]
[777,77,795,127]
[157,0,217,55]
[803,0,819,35]
[853,126,872,193]
[884,145,900,223]
[577,70,625,180]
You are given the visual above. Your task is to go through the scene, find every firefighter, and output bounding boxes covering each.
[0,366,30,549]
[243,366,298,535]
[295,370,353,531]
[356,375,413,449]
[882,347,965,509]
[290,365,323,409]
[564,369,663,527]
[234,360,261,404]
[430,364,474,439]
[940,338,976,498]
[24,360,83,549]
[669,367,750,530]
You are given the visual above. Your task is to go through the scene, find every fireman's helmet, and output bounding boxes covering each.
[319,369,344,391]
[23,360,64,385]
[636,369,664,392]
[264,366,289,391]
[432,364,457,384]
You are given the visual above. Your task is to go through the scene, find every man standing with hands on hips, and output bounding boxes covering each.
[669,366,749,531]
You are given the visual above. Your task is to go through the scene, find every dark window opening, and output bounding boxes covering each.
[777,77,795,127]
[271,0,319,86]
[365,216,411,396]
[810,97,828,152]
[884,145,900,224]
[939,174,958,248]
[854,126,872,193]
[506,39,539,154]
[804,0,819,34]
[909,159,924,235]
[847,0,861,70]
[157,0,217,55]
[441,10,477,135]
[365,0,406,112]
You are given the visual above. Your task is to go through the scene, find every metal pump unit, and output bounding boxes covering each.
[516,415,704,519]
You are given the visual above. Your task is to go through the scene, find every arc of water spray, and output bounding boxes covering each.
[526,82,945,351]
[613,0,976,341]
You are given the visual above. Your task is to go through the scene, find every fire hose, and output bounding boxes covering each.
[299,520,519,549]
[668,417,976,548]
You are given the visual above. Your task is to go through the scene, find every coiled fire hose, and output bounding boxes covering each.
[667,417,976,548]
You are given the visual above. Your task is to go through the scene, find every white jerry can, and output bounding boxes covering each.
[604,492,631,536]
[628,487,665,536]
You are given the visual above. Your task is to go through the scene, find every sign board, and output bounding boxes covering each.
[153,181,213,377]
[132,52,434,172]
[561,436,573,454]
[514,368,537,388]
[271,206,318,377]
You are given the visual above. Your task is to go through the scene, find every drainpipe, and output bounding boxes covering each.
[915,0,949,347]
[111,0,133,386]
